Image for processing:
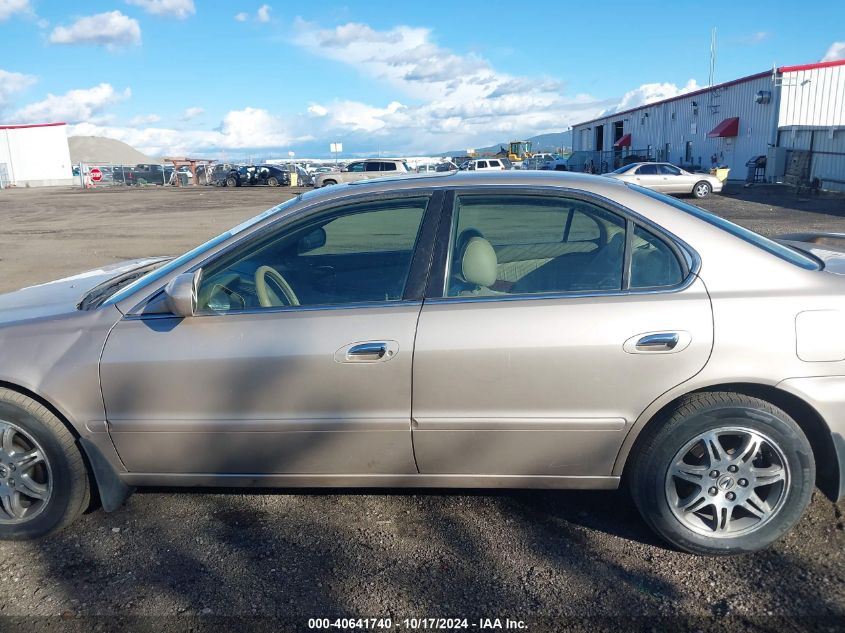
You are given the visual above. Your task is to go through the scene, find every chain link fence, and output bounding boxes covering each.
[75,163,178,188]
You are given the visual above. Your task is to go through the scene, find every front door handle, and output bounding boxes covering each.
[334,340,399,363]
[623,331,691,354]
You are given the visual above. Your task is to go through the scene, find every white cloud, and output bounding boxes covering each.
[0,0,29,21]
[129,113,161,125]
[0,69,36,107]
[45,19,682,156]
[126,0,195,18]
[290,19,611,152]
[68,107,313,156]
[234,12,248,22]
[50,11,141,49]
[822,42,845,62]
[602,79,701,115]
[13,83,131,124]
[256,4,271,23]
[180,106,204,121]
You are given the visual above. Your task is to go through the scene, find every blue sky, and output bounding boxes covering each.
[0,0,842,157]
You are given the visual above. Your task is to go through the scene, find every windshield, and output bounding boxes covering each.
[611,165,635,174]
[101,195,303,307]
[629,184,821,270]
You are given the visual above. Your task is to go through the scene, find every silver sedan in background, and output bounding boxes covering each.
[607,162,724,198]
[0,171,842,556]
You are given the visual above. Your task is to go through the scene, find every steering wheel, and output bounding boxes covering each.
[254,265,300,307]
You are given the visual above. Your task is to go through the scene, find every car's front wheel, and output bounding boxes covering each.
[321,179,337,187]
[692,181,712,198]
[630,391,815,555]
[0,389,90,540]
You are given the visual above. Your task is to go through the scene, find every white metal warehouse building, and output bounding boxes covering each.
[0,122,74,188]
[570,59,845,191]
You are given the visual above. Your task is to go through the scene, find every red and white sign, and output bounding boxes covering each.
[89,167,103,182]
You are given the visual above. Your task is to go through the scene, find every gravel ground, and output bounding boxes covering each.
[0,182,843,631]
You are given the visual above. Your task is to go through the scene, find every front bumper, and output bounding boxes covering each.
[778,376,845,502]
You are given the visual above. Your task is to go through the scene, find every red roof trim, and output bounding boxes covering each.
[708,117,740,138]
[613,133,632,148]
[574,70,770,128]
[778,59,845,73]
[0,122,67,130]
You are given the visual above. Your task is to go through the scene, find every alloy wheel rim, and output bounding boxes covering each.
[696,184,709,197]
[664,426,789,538]
[0,420,53,524]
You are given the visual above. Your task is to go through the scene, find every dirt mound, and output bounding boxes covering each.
[68,136,155,166]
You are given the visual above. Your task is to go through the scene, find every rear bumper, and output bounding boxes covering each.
[777,376,845,502]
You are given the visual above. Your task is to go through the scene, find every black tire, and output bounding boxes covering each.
[692,180,712,198]
[321,179,337,187]
[0,388,90,540]
[629,391,815,556]
[267,176,279,187]
[226,176,238,188]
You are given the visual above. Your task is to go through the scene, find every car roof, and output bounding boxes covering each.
[301,170,629,205]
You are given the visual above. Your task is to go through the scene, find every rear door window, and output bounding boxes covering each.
[658,164,681,176]
[445,195,626,297]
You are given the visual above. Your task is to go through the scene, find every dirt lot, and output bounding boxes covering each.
[0,183,843,630]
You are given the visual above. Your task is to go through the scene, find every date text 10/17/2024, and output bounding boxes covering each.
[308,618,528,630]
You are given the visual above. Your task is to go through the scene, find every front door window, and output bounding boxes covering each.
[196,197,429,312]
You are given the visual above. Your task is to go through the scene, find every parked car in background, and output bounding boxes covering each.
[607,162,723,198]
[256,165,292,187]
[136,164,172,185]
[416,164,438,174]
[464,158,506,172]
[275,164,314,187]
[216,165,291,188]
[314,159,410,187]
[1,171,843,556]
[435,161,459,172]
[215,166,255,187]
[538,159,570,172]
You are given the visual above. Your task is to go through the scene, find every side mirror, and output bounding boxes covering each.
[163,269,201,317]
[298,227,327,254]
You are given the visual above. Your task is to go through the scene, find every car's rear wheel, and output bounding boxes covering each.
[226,176,238,188]
[0,389,90,540]
[630,391,815,555]
[692,181,712,198]
[267,176,279,187]
[321,179,337,187]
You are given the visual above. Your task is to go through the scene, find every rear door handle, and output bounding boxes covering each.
[623,331,691,354]
[636,333,678,351]
[335,341,399,363]
[349,342,387,359]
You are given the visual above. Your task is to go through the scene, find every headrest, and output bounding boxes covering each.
[461,237,497,287]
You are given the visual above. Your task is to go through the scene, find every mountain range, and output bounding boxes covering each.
[443,130,573,157]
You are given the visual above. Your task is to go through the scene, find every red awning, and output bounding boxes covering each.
[708,117,739,138]
[613,133,632,148]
